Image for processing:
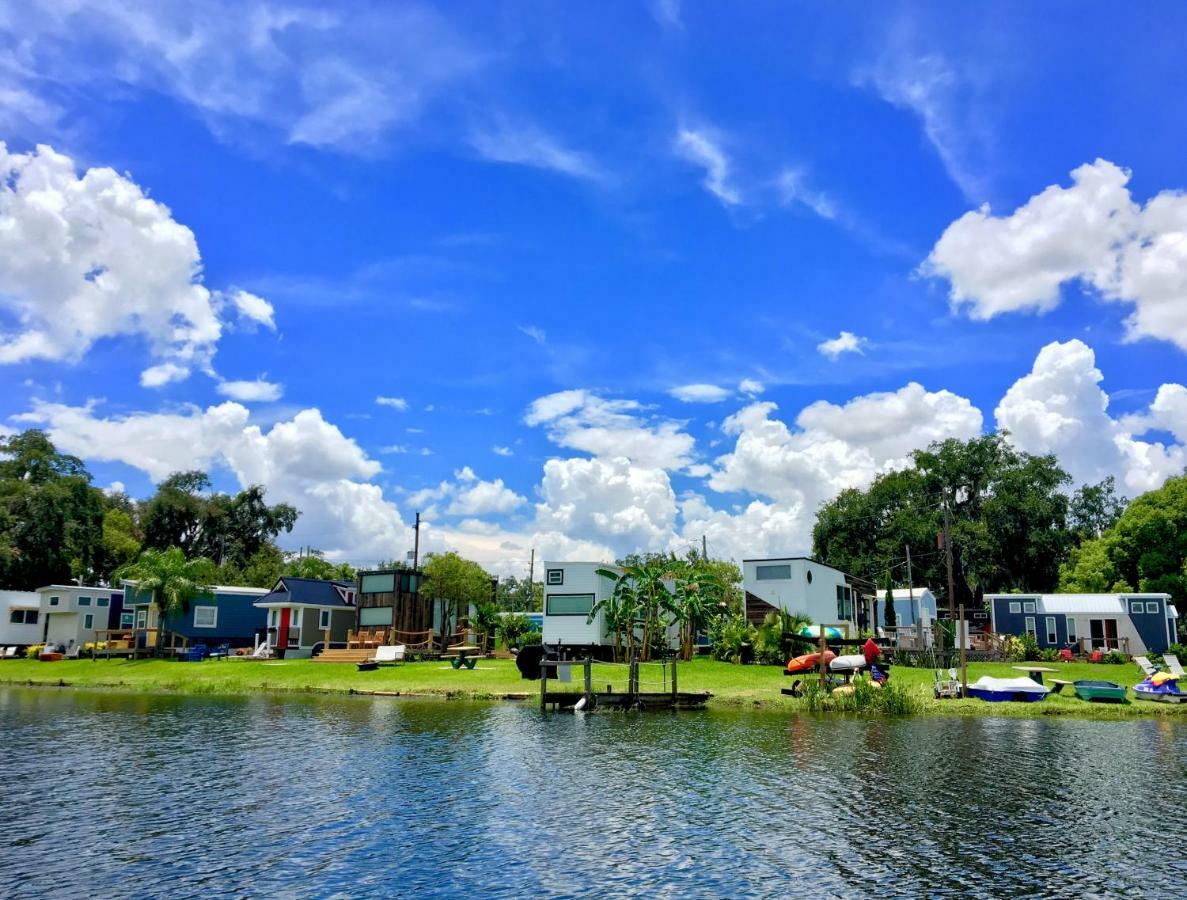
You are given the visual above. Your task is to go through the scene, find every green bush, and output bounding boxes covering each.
[800,675,920,715]
[25,644,42,659]
[708,615,754,664]
[519,631,542,647]
[1103,650,1127,665]
[1038,648,1062,663]
[1005,634,1040,662]
[754,612,786,665]
[1165,642,1187,660]
[497,613,535,650]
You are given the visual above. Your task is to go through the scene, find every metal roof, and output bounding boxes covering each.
[986,593,1174,616]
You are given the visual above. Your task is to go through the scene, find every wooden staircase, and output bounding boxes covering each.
[313,648,375,664]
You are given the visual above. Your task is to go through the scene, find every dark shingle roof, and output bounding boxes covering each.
[254,577,355,609]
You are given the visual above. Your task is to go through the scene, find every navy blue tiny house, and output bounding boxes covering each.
[123,583,271,650]
[987,594,1177,655]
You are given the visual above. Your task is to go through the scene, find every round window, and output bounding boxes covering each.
[806,570,813,584]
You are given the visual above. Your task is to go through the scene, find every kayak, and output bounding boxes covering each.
[829,654,868,672]
[786,650,836,673]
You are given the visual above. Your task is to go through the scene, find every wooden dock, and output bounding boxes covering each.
[539,657,710,712]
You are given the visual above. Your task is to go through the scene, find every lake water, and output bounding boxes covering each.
[1,688,1184,898]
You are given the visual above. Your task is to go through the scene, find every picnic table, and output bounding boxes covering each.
[444,644,482,670]
[1012,665,1058,685]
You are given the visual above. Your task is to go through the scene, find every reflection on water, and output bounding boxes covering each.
[1,688,1184,898]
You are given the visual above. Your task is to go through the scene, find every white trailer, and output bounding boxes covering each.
[0,590,42,648]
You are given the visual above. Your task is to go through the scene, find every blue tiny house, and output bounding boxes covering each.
[122,582,270,651]
[987,593,1178,655]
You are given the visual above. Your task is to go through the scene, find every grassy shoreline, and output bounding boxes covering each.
[2,657,1185,720]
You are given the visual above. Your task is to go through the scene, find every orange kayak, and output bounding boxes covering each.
[786,650,836,673]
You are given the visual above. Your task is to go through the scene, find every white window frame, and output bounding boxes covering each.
[135,608,147,629]
[319,609,331,630]
[1023,601,1036,614]
[1045,616,1057,644]
[49,596,60,607]
[755,564,792,581]
[1024,616,1037,638]
[1129,600,1143,614]
[193,606,218,628]
[1145,601,1159,614]
[269,608,279,627]
[546,569,564,586]
[1009,601,1021,615]
[1066,617,1077,642]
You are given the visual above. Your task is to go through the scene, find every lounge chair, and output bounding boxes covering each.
[1165,654,1185,677]
[0,646,12,659]
[1135,655,1160,678]
[358,644,405,671]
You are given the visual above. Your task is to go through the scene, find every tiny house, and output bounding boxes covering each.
[37,585,124,650]
[540,561,680,656]
[122,583,270,651]
[254,577,357,658]
[742,558,873,633]
[1,590,42,648]
[986,593,1178,655]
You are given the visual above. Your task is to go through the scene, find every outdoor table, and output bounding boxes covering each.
[446,644,481,670]
[1012,665,1058,685]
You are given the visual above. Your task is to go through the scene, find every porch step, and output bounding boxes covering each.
[313,648,376,664]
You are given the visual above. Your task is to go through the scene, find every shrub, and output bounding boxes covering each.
[25,644,42,659]
[892,648,918,668]
[1005,634,1040,662]
[519,631,542,647]
[800,675,920,715]
[754,612,786,665]
[1165,643,1187,660]
[497,613,535,650]
[709,614,754,664]
[1038,648,1062,663]
[1103,650,1127,665]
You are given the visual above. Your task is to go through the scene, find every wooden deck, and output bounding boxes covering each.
[541,690,711,711]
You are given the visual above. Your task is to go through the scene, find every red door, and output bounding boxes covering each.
[278,608,291,651]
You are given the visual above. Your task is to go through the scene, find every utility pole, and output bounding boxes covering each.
[904,544,916,624]
[942,497,957,620]
[527,548,535,613]
[412,511,421,571]
[702,534,707,560]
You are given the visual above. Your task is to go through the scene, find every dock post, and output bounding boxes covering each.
[540,660,548,711]
[959,604,968,696]
[671,654,677,701]
[818,630,827,688]
[583,658,592,707]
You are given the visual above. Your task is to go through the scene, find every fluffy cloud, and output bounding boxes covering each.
[925,159,1187,351]
[535,456,678,555]
[738,378,765,396]
[817,331,866,359]
[524,389,696,471]
[995,339,1186,493]
[20,400,409,559]
[669,383,732,403]
[231,290,276,330]
[376,396,408,410]
[674,128,741,206]
[0,143,248,385]
[446,467,526,516]
[704,384,982,551]
[217,378,283,403]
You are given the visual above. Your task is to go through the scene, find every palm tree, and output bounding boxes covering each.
[116,547,215,653]
[672,559,726,660]
[592,558,681,661]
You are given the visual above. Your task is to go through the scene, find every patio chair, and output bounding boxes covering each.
[1059,648,1074,662]
[1134,655,1160,677]
[1088,649,1104,663]
[0,646,11,659]
[1164,654,1185,677]
[366,644,405,667]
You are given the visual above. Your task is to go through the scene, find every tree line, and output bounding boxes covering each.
[811,432,1185,619]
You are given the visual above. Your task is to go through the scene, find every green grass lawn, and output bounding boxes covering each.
[1,655,1183,719]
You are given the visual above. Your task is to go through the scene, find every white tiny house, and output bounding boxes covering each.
[742,557,869,633]
[1,590,41,648]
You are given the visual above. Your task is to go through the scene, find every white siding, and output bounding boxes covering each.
[0,591,42,645]
[742,558,857,629]
[541,562,616,647]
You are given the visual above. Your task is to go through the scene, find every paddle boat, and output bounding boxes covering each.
[966,675,1050,703]
[1134,671,1184,704]
[1072,680,1127,703]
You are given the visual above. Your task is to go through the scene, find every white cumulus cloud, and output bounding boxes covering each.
[925,159,1187,351]
[817,331,867,359]
[217,378,284,403]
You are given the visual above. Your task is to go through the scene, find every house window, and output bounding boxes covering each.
[97,597,109,607]
[135,609,147,629]
[1009,601,1021,614]
[319,609,331,630]
[1045,617,1057,645]
[9,609,38,625]
[49,596,60,607]
[193,606,217,628]
[973,612,988,620]
[360,573,396,594]
[1023,601,1036,614]
[545,593,595,616]
[269,609,279,627]
[1129,600,1144,614]
[83,614,93,630]
[1067,618,1077,643]
[78,596,91,606]
[755,564,791,581]
[1024,617,1036,639]
[120,612,134,628]
[1145,601,1159,614]
[835,585,853,621]
[546,569,564,586]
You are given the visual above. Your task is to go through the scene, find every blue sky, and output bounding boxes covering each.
[2,1,1186,573]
